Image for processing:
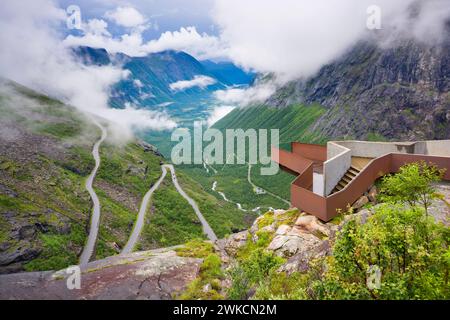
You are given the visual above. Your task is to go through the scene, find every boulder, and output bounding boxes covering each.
[267,235,289,251]
[294,215,330,237]
[342,208,374,226]
[219,231,248,256]
[0,249,201,299]
[18,225,36,240]
[0,243,41,267]
[275,224,291,236]
[268,231,322,258]
[352,196,369,210]
[280,240,330,273]
[368,186,378,203]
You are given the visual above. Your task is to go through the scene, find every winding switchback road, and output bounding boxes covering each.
[122,164,217,254]
[79,121,107,267]
[121,166,168,254]
[247,164,291,206]
[165,164,218,242]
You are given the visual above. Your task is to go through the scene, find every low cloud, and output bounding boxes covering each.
[65,22,227,60]
[66,1,449,85]
[212,0,450,81]
[104,103,176,131]
[214,81,277,107]
[206,105,235,127]
[169,75,216,91]
[0,0,176,139]
[141,26,227,60]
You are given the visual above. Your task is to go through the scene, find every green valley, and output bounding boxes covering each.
[0,81,253,272]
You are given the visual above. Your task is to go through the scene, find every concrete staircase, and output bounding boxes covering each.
[331,166,361,194]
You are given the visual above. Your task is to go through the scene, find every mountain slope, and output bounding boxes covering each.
[110,50,225,109]
[0,80,251,273]
[266,38,450,140]
[200,60,255,86]
[72,47,253,123]
[216,35,450,142]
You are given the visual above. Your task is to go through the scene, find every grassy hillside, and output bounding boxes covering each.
[213,104,327,147]
[174,104,328,206]
[137,174,205,250]
[0,82,101,272]
[0,81,252,272]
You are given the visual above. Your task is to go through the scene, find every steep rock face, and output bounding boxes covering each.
[267,38,450,140]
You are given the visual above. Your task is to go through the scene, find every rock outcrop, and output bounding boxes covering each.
[0,247,201,300]
[222,209,333,274]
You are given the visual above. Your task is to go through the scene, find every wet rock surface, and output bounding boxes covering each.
[0,248,201,300]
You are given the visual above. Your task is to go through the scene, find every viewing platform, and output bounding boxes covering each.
[272,140,450,221]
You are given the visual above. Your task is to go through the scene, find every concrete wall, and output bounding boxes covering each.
[423,140,450,157]
[335,141,415,158]
[323,142,351,196]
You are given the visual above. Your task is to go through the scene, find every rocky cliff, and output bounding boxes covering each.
[266,35,450,140]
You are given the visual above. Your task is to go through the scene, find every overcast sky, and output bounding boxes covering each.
[57,0,218,38]
[55,0,449,78]
[0,0,448,132]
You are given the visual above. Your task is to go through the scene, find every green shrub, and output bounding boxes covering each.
[176,239,214,258]
[178,253,224,300]
[228,247,285,300]
[253,272,309,300]
[257,211,275,229]
[315,204,450,300]
[380,161,445,215]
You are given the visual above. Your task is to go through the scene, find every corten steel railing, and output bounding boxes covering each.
[273,146,315,176]
[291,142,327,162]
[273,147,450,222]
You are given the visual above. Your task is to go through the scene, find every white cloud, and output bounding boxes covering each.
[206,105,235,127]
[214,81,277,107]
[169,75,216,91]
[64,26,147,57]
[65,24,227,60]
[106,103,176,131]
[0,0,176,138]
[141,26,227,60]
[212,0,449,80]
[64,1,449,84]
[82,18,111,37]
[104,6,147,28]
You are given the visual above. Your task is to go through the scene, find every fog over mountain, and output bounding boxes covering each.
[0,1,177,140]
[0,0,448,130]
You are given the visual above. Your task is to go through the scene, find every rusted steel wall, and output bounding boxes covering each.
[326,154,392,220]
[390,154,450,180]
[291,142,327,162]
[325,153,450,221]
[275,145,450,222]
[272,147,313,175]
[292,163,314,190]
[291,180,328,221]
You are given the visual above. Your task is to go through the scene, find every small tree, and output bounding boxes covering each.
[380,161,445,215]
